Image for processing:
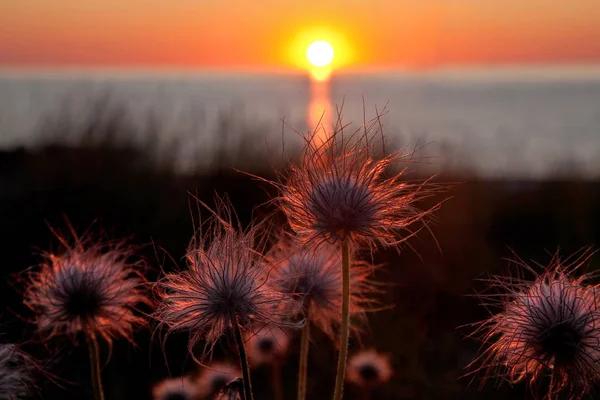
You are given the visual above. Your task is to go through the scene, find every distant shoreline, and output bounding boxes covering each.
[1,63,600,82]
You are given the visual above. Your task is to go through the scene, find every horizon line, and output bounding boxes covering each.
[2,63,600,81]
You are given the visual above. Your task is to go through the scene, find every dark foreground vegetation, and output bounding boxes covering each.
[1,106,600,400]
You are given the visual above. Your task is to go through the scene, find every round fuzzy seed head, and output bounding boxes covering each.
[197,361,240,398]
[308,176,378,242]
[152,376,199,400]
[244,325,290,366]
[346,349,392,387]
[275,113,438,248]
[24,236,148,344]
[268,241,379,340]
[154,207,299,360]
[471,251,600,399]
[0,344,33,400]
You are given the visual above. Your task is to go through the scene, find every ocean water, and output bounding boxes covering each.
[1,68,600,178]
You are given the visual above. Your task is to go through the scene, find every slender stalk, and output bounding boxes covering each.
[297,305,311,400]
[361,387,370,400]
[233,322,254,400]
[86,333,105,400]
[272,357,284,400]
[333,239,351,400]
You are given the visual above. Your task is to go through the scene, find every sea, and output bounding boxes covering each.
[1,66,600,178]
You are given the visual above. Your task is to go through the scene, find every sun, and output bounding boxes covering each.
[306,41,334,68]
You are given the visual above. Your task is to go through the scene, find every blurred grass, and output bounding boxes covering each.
[1,102,599,399]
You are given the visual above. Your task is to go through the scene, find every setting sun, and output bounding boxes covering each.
[306,41,334,67]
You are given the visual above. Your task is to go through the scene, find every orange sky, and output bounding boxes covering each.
[1,0,599,70]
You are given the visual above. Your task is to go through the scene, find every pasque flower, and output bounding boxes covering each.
[268,241,378,340]
[154,205,299,359]
[24,234,148,344]
[471,251,600,399]
[152,375,199,400]
[272,112,438,249]
[0,344,34,400]
[346,349,392,388]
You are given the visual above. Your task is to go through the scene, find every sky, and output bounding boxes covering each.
[1,0,600,71]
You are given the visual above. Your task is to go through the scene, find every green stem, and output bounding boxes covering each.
[233,322,254,400]
[333,240,351,400]
[297,306,311,400]
[86,333,105,400]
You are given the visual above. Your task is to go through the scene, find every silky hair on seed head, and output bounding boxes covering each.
[268,239,380,340]
[154,200,301,361]
[0,344,34,400]
[469,249,600,400]
[23,229,149,346]
[269,108,440,249]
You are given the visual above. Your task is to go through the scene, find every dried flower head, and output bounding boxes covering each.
[346,349,392,387]
[0,344,34,400]
[268,241,379,340]
[215,377,243,400]
[23,233,148,344]
[152,375,199,400]
[197,361,241,398]
[271,110,438,248]
[154,204,299,359]
[244,325,290,366]
[470,250,600,399]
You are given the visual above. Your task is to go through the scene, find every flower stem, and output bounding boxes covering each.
[361,387,370,400]
[233,322,254,400]
[333,239,351,400]
[86,333,105,400]
[273,357,284,400]
[297,306,311,400]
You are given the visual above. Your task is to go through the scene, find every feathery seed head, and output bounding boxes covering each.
[346,349,392,387]
[471,251,600,399]
[268,240,379,340]
[0,344,33,400]
[244,325,289,366]
[307,176,377,242]
[215,377,243,400]
[275,112,437,248]
[154,205,300,360]
[24,235,148,344]
[152,376,199,400]
[196,361,240,398]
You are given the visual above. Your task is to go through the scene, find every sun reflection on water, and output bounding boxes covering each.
[308,77,332,146]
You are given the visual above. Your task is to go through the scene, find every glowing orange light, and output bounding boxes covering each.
[288,26,353,81]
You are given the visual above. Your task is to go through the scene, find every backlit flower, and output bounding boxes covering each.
[0,344,34,400]
[346,349,392,387]
[154,205,299,359]
[197,361,240,399]
[272,112,438,248]
[268,241,379,340]
[471,251,600,399]
[24,235,148,344]
[244,325,290,366]
[152,375,199,400]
